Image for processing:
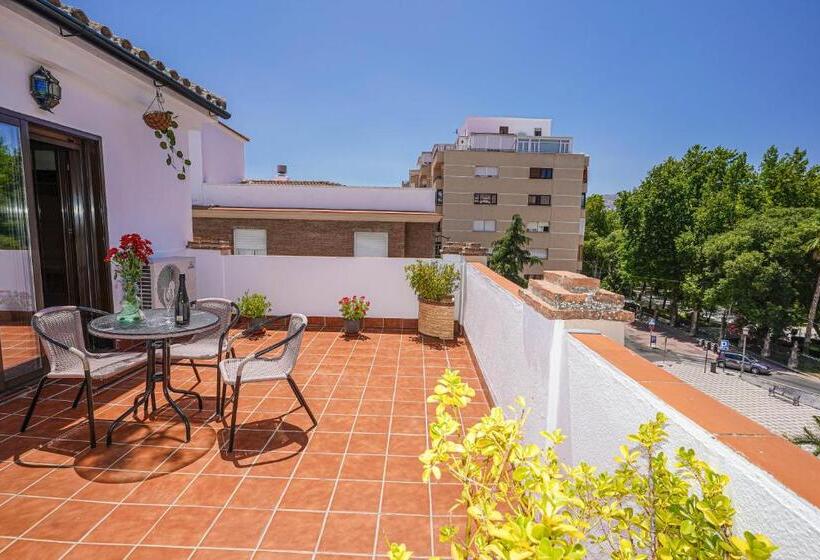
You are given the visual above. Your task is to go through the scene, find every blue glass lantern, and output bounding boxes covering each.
[30,66,61,112]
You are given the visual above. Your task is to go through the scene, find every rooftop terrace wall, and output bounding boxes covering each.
[461,261,820,559]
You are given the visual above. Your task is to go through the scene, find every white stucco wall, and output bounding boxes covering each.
[195,183,436,212]
[565,336,820,559]
[184,249,423,318]
[461,265,820,558]
[458,116,553,137]
[0,4,236,257]
[202,123,245,184]
[460,264,568,444]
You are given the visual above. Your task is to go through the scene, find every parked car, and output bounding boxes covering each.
[716,351,771,375]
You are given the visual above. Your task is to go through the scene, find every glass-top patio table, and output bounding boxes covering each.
[88,308,218,445]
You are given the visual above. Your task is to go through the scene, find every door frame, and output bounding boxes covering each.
[0,106,111,390]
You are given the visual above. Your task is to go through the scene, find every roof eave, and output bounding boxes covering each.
[18,0,231,119]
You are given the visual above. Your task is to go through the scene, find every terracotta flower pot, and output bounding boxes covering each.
[418,297,455,340]
[343,319,362,335]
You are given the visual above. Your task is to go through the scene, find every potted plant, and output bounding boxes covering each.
[404,260,460,340]
[339,295,370,335]
[143,89,191,180]
[104,233,153,322]
[236,291,271,335]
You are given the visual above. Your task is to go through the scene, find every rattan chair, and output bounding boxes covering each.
[219,313,315,451]
[22,306,147,447]
[165,298,240,416]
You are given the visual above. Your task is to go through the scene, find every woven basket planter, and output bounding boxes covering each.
[418,297,455,340]
[143,110,173,131]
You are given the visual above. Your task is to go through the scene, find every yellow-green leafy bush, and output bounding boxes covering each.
[388,369,775,560]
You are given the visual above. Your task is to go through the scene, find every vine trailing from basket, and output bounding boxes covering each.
[339,295,370,321]
[104,233,152,322]
[143,89,191,180]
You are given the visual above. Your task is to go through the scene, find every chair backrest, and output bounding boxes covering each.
[191,298,237,341]
[281,313,307,370]
[32,306,87,374]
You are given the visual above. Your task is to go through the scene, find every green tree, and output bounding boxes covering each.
[803,235,820,354]
[791,416,820,457]
[617,159,691,323]
[704,208,819,356]
[758,146,820,209]
[488,214,541,287]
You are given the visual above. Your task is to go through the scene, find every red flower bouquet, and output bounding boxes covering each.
[105,233,153,321]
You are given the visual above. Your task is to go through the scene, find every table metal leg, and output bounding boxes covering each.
[106,342,155,446]
[161,338,191,442]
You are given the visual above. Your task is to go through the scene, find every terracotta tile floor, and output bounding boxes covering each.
[0,328,488,559]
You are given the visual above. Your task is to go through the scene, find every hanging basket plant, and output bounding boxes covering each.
[143,89,191,180]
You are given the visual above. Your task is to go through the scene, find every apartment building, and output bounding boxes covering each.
[406,117,588,275]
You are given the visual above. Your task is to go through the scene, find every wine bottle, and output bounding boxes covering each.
[175,273,190,326]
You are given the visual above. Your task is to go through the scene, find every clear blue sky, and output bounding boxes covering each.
[79,0,820,194]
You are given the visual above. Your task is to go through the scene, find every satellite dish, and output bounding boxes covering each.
[156,264,180,308]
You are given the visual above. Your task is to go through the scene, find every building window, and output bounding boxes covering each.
[436,189,443,205]
[530,248,548,260]
[354,231,389,257]
[517,139,569,154]
[233,229,267,255]
[473,193,498,205]
[528,194,552,206]
[474,166,499,178]
[499,126,509,134]
[581,192,587,209]
[526,221,550,233]
[529,167,553,179]
[472,220,496,232]
[583,167,588,183]
[534,128,542,137]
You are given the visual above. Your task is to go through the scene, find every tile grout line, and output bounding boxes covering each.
[249,327,347,558]
[184,327,328,559]
[116,330,292,560]
[0,366,182,556]
[311,328,375,558]
[369,330,401,559]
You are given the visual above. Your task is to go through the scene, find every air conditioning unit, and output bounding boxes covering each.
[139,256,197,310]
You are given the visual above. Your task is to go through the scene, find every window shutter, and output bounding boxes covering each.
[233,229,267,255]
[354,232,389,257]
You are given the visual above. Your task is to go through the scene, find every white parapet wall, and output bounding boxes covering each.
[185,249,424,318]
[565,336,820,558]
[461,263,820,559]
[195,183,436,212]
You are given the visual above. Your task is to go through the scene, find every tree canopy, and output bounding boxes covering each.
[488,214,541,287]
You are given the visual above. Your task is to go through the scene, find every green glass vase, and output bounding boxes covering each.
[117,280,142,322]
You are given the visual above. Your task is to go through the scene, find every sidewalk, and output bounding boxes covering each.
[625,324,820,443]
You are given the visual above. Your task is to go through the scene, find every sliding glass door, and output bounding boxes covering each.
[0,117,41,390]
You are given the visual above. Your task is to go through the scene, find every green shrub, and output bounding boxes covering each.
[387,369,776,560]
[404,260,460,302]
[236,291,271,318]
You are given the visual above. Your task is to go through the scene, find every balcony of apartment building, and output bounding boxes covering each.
[0,255,818,558]
[456,132,573,154]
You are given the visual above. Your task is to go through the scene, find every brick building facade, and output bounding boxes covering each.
[192,208,437,258]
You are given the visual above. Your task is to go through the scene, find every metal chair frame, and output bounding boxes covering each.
[220,315,316,452]
[167,299,241,418]
[22,306,123,448]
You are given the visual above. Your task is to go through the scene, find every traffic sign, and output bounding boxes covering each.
[719,339,729,351]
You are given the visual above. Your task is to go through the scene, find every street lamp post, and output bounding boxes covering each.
[740,325,750,377]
